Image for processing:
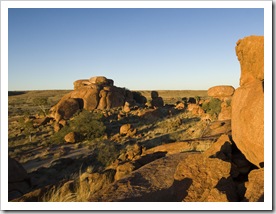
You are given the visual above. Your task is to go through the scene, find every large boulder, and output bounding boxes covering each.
[235,36,264,86]
[232,36,264,168]
[89,153,192,202]
[174,153,238,202]
[232,81,264,167]
[9,157,32,201]
[207,85,235,98]
[54,98,81,121]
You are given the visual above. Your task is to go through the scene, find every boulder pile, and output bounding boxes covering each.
[49,76,134,121]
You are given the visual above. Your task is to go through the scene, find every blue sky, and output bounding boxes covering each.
[8,8,264,91]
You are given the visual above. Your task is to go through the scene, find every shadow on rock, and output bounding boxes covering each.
[122,178,193,202]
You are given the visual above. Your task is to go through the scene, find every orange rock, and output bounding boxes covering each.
[235,36,264,86]
[218,100,232,121]
[244,168,264,202]
[207,85,235,97]
[174,153,238,202]
[73,79,91,90]
[64,132,80,143]
[231,80,264,168]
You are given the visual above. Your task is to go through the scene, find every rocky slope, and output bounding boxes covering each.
[9,35,264,202]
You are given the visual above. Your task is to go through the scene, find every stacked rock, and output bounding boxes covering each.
[50,76,134,121]
[207,85,235,121]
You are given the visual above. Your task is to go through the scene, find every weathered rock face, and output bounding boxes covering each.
[235,36,264,86]
[208,85,235,98]
[207,86,234,121]
[89,153,192,202]
[9,157,32,201]
[50,76,134,121]
[244,168,264,202]
[218,100,232,121]
[187,103,205,116]
[174,153,238,202]
[232,36,264,168]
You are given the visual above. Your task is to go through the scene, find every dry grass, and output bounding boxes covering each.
[42,181,91,202]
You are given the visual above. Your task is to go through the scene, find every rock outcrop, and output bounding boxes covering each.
[9,157,32,201]
[232,36,264,168]
[50,76,133,121]
[235,36,264,86]
[174,153,238,202]
[207,85,235,121]
[244,168,264,202]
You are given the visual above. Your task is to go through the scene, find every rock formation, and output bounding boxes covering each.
[232,35,264,168]
[207,85,235,98]
[235,36,264,86]
[49,76,134,121]
[9,157,32,201]
[207,85,235,121]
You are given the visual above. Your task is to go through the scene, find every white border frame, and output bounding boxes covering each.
[1,0,272,211]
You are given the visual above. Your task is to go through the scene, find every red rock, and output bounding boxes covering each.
[174,153,238,202]
[231,81,264,167]
[244,168,264,202]
[218,100,232,121]
[235,36,264,86]
[207,85,235,97]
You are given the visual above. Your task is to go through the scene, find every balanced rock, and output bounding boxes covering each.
[232,36,264,168]
[235,36,264,86]
[207,85,235,98]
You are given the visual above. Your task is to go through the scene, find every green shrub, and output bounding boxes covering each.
[70,110,106,140]
[51,125,71,144]
[95,141,120,167]
[202,98,222,116]
[51,110,106,144]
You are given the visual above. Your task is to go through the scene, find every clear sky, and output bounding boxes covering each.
[8,8,264,91]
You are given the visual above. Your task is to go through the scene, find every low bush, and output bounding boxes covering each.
[202,98,222,116]
[51,110,106,144]
[95,141,121,167]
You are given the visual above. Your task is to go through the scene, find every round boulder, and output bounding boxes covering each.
[207,85,235,98]
[64,132,81,143]
[120,124,136,137]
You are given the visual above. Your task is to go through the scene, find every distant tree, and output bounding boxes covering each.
[32,97,48,116]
